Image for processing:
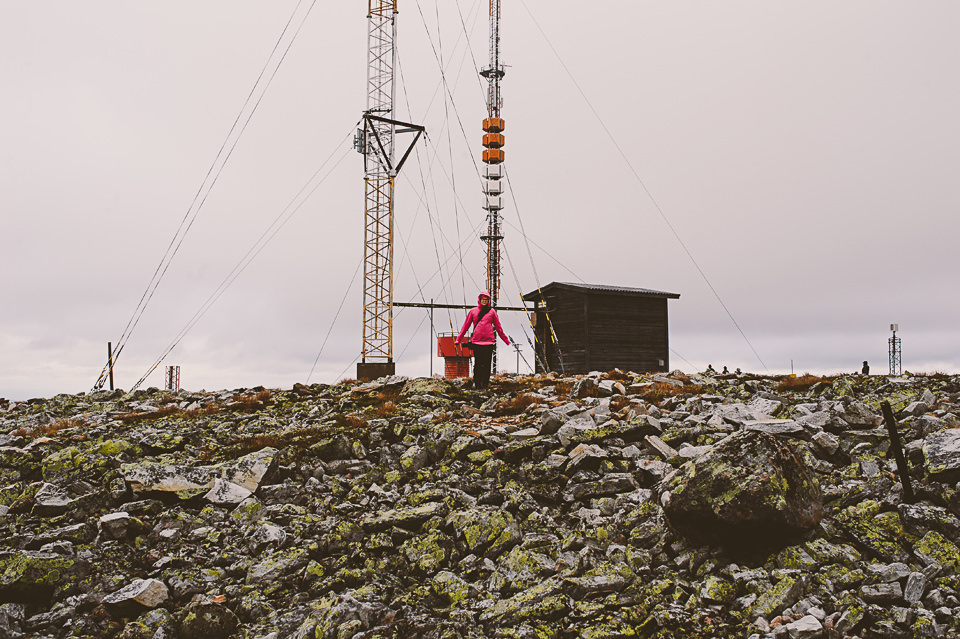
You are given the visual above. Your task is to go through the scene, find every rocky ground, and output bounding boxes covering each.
[2,370,960,639]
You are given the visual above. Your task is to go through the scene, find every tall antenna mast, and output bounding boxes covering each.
[480,0,505,369]
[354,0,423,382]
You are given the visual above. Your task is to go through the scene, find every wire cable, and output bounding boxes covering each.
[501,166,565,373]
[516,0,768,373]
[307,256,363,384]
[95,0,320,390]
[130,130,354,391]
[500,241,549,373]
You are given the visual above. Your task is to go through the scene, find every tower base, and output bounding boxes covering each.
[357,362,395,382]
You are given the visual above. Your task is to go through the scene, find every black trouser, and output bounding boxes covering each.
[472,344,494,389]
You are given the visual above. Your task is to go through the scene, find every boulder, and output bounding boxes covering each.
[177,600,239,639]
[840,402,882,428]
[122,447,278,499]
[98,512,132,539]
[923,429,960,483]
[103,578,169,608]
[539,410,566,435]
[597,380,625,396]
[7,373,960,638]
[659,430,823,547]
[479,577,566,626]
[445,507,520,557]
[0,551,88,602]
[742,418,805,438]
[571,377,598,398]
[360,502,448,531]
[401,377,454,396]
[31,483,76,516]
[784,614,823,639]
[204,478,252,505]
[216,447,278,492]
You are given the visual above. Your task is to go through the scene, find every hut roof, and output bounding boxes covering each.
[523,282,680,301]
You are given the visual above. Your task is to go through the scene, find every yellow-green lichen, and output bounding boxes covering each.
[699,575,737,605]
[915,530,960,573]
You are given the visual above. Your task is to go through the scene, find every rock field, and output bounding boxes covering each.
[3,370,960,639]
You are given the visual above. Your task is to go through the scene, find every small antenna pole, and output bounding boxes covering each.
[429,299,434,377]
[888,324,902,376]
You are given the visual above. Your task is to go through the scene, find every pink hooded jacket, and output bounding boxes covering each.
[456,291,510,346]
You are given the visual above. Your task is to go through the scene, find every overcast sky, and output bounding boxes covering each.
[2,2,958,400]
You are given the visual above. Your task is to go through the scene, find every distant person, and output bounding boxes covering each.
[706,364,716,373]
[735,368,742,375]
[862,361,870,375]
[456,291,509,391]
[722,366,729,374]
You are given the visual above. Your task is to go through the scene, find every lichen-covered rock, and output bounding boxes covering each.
[400,530,452,574]
[177,600,239,639]
[699,574,736,605]
[117,608,176,639]
[31,482,76,516]
[4,373,960,638]
[430,570,476,606]
[121,462,218,499]
[659,430,823,546]
[203,478,252,505]
[122,447,277,500]
[0,550,88,602]
[749,573,804,617]
[246,547,310,593]
[360,501,448,531]
[309,590,394,639]
[834,500,915,563]
[478,577,566,626]
[0,446,37,481]
[401,377,454,397]
[923,429,960,482]
[446,506,521,557]
[103,578,169,608]
[914,530,960,573]
[563,563,633,599]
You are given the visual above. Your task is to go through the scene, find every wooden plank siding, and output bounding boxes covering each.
[523,283,679,375]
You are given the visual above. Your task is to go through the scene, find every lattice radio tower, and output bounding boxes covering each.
[480,0,506,370]
[354,1,423,381]
[889,323,902,376]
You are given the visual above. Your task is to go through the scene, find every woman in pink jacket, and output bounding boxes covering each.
[456,291,510,390]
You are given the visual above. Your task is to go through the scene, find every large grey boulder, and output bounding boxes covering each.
[658,430,823,547]
[923,429,960,483]
[0,551,89,602]
[122,447,278,500]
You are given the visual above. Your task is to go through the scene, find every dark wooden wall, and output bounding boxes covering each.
[533,289,670,374]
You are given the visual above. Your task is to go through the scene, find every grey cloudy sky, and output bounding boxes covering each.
[2,2,958,400]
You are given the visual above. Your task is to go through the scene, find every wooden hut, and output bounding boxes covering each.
[522,282,680,374]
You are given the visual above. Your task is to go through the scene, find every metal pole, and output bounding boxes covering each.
[107,342,115,391]
[881,401,915,503]
[429,299,434,377]
[481,0,504,375]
